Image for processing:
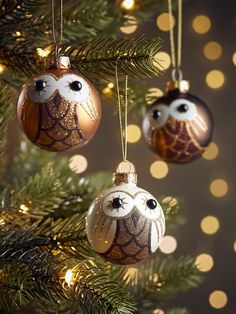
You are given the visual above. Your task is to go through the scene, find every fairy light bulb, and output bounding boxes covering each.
[121,0,135,10]
[65,269,73,286]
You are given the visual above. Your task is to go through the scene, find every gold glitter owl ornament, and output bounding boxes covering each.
[142,80,214,164]
[17,55,101,152]
[86,162,166,265]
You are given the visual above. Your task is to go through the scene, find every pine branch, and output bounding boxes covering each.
[161,197,186,232]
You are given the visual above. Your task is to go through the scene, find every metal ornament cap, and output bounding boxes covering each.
[166,80,190,93]
[113,161,137,186]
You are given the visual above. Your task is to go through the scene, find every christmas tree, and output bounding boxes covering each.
[0,1,202,313]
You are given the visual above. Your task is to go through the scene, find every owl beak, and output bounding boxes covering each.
[53,92,62,109]
[131,210,140,228]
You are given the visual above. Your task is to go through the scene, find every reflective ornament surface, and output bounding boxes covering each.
[17,56,101,152]
[142,80,214,163]
[86,167,165,265]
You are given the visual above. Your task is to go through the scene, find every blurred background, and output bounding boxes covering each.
[3,0,236,313]
[66,0,236,313]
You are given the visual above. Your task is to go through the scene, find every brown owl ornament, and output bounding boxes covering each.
[142,80,214,164]
[86,164,165,265]
[17,56,101,152]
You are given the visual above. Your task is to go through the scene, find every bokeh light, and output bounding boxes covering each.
[69,155,88,174]
[120,0,135,10]
[233,241,236,252]
[203,42,222,60]
[209,290,228,309]
[202,142,219,160]
[159,235,177,254]
[0,64,5,74]
[210,179,228,197]
[200,216,220,235]
[120,16,138,34]
[195,253,214,272]
[153,309,164,314]
[192,15,211,34]
[232,52,236,66]
[127,124,141,143]
[145,88,163,105]
[150,161,169,179]
[206,70,225,89]
[154,52,171,70]
[156,13,175,32]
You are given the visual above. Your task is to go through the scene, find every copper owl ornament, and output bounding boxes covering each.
[17,56,101,152]
[86,166,165,265]
[142,80,214,164]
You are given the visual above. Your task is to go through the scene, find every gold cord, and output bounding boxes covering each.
[168,0,182,69]
[51,0,64,44]
[115,66,128,162]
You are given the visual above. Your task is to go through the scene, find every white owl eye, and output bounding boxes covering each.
[135,192,161,220]
[57,74,90,103]
[144,104,169,129]
[169,98,197,121]
[28,74,57,103]
[102,191,134,218]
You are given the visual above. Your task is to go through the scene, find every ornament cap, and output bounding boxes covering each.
[47,55,71,69]
[166,80,190,93]
[113,161,137,185]
[112,172,137,186]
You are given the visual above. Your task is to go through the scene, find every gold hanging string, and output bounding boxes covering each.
[115,66,128,162]
[51,0,64,44]
[168,0,182,71]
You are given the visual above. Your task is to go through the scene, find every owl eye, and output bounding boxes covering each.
[28,74,57,103]
[143,104,169,130]
[58,74,90,103]
[146,199,157,209]
[35,80,47,92]
[170,98,197,121]
[69,80,82,91]
[135,192,161,220]
[102,190,134,218]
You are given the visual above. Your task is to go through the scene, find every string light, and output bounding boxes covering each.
[69,155,88,174]
[120,16,138,34]
[65,269,73,286]
[203,42,222,60]
[19,204,29,214]
[150,161,169,179]
[154,52,171,70]
[192,15,211,34]
[200,216,220,235]
[0,64,6,74]
[206,70,225,89]
[195,253,214,272]
[209,290,228,309]
[210,179,228,197]
[127,124,141,143]
[202,142,219,160]
[156,13,175,32]
[159,236,177,254]
[36,47,51,58]
[121,0,135,10]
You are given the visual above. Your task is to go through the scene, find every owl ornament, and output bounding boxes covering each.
[142,80,214,164]
[17,56,101,152]
[86,162,165,265]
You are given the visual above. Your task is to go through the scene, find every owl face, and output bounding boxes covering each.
[27,72,91,105]
[101,184,162,220]
[142,89,214,163]
[86,182,165,263]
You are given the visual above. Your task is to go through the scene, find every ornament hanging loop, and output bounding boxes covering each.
[172,68,183,82]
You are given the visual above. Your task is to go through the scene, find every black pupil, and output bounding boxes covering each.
[146,199,157,209]
[178,103,189,113]
[35,80,46,91]
[112,198,122,209]
[70,81,82,91]
[152,109,162,120]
